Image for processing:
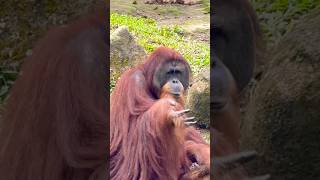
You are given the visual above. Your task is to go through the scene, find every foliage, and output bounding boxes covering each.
[251,0,320,47]
[0,63,19,103]
[110,13,210,72]
[201,0,210,14]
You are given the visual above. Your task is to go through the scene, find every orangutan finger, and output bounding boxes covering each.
[185,121,198,126]
[175,109,190,117]
[184,117,195,121]
[214,151,257,172]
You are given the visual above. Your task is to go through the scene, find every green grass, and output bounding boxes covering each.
[251,0,320,46]
[0,64,19,103]
[110,13,210,73]
[201,129,210,143]
[201,0,210,14]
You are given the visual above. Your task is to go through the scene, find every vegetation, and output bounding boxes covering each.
[201,0,210,14]
[0,0,98,104]
[111,13,210,71]
[0,64,18,102]
[110,13,210,90]
[251,0,320,46]
[3,0,319,102]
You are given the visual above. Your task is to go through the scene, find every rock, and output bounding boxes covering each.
[110,26,146,66]
[186,68,210,128]
[110,26,146,90]
[241,10,320,179]
[0,22,6,29]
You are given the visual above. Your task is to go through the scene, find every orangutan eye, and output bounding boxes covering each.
[167,69,181,75]
[167,70,174,75]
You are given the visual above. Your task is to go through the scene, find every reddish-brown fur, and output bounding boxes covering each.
[212,129,247,179]
[162,81,211,180]
[160,82,186,107]
[161,79,210,180]
[212,0,262,179]
[182,141,210,180]
[110,47,210,180]
[212,64,241,151]
[0,9,108,180]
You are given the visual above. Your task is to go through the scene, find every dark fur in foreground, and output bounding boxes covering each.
[212,0,262,179]
[0,9,108,180]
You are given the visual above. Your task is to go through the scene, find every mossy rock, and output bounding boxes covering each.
[110,26,147,90]
[186,68,210,128]
[241,10,320,180]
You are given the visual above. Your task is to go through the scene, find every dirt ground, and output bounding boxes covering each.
[110,0,210,42]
